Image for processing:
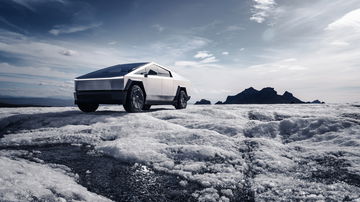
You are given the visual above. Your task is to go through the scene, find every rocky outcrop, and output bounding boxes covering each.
[307,100,325,104]
[223,87,304,104]
[194,99,211,105]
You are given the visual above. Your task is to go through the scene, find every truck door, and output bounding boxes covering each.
[143,65,162,101]
[156,66,174,101]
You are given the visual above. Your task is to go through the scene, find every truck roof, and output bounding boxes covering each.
[76,62,149,79]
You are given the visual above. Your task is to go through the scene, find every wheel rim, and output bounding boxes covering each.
[132,87,144,110]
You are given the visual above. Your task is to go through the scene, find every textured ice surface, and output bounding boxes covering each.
[1,104,360,201]
[0,150,111,202]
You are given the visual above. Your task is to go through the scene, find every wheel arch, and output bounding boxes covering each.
[173,86,188,102]
[125,79,147,99]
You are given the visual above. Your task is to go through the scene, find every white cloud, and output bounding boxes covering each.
[193,51,218,63]
[149,35,211,62]
[194,51,212,59]
[175,58,221,68]
[326,8,360,31]
[152,24,164,32]
[222,51,229,55]
[250,0,277,23]
[330,40,349,46]
[200,56,218,64]
[49,23,102,36]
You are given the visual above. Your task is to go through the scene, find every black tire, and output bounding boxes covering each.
[174,90,187,109]
[143,104,151,110]
[123,85,145,113]
[78,103,99,112]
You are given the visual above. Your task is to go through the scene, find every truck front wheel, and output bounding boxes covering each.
[123,85,145,113]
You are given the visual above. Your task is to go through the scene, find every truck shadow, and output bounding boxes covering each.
[0,110,127,137]
[0,107,176,138]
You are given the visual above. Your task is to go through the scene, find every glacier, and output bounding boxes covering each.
[0,104,359,201]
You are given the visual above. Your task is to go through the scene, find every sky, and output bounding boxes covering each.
[0,0,359,103]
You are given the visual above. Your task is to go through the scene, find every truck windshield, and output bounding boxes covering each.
[76,62,148,79]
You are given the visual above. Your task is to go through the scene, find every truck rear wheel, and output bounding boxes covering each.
[78,103,99,112]
[123,85,145,113]
[174,90,187,109]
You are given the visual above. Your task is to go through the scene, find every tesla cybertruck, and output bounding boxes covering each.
[74,62,191,113]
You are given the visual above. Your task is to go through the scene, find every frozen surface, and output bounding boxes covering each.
[0,150,111,202]
[1,104,360,201]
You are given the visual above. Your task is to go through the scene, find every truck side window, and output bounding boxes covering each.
[156,66,171,77]
[148,68,157,75]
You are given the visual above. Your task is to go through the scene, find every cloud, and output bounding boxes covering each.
[0,62,75,98]
[326,8,360,31]
[59,49,77,56]
[11,0,66,11]
[152,24,164,32]
[250,0,277,23]
[175,51,220,67]
[194,51,212,59]
[0,62,76,79]
[0,16,27,34]
[222,51,229,55]
[49,22,102,36]
[225,25,244,32]
[148,35,211,62]
[108,41,118,45]
[0,29,129,70]
[0,29,131,97]
[193,51,218,63]
[200,56,218,64]
[174,60,221,68]
[330,40,349,46]
[216,25,245,35]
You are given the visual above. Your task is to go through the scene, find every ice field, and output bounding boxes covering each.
[0,104,359,201]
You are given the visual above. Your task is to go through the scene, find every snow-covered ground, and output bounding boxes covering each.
[1,104,360,201]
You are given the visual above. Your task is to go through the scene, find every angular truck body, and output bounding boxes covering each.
[74,62,191,112]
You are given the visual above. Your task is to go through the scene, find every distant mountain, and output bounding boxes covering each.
[0,96,74,107]
[223,87,305,104]
[194,99,211,105]
[215,101,223,105]
[0,102,48,108]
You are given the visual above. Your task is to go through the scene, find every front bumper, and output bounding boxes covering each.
[74,90,127,105]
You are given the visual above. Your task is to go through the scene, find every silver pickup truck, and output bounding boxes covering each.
[74,62,191,113]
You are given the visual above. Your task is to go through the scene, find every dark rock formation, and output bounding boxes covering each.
[282,91,303,103]
[215,101,223,105]
[194,99,211,105]
[307,100,325,104]
[223,87,304,104]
